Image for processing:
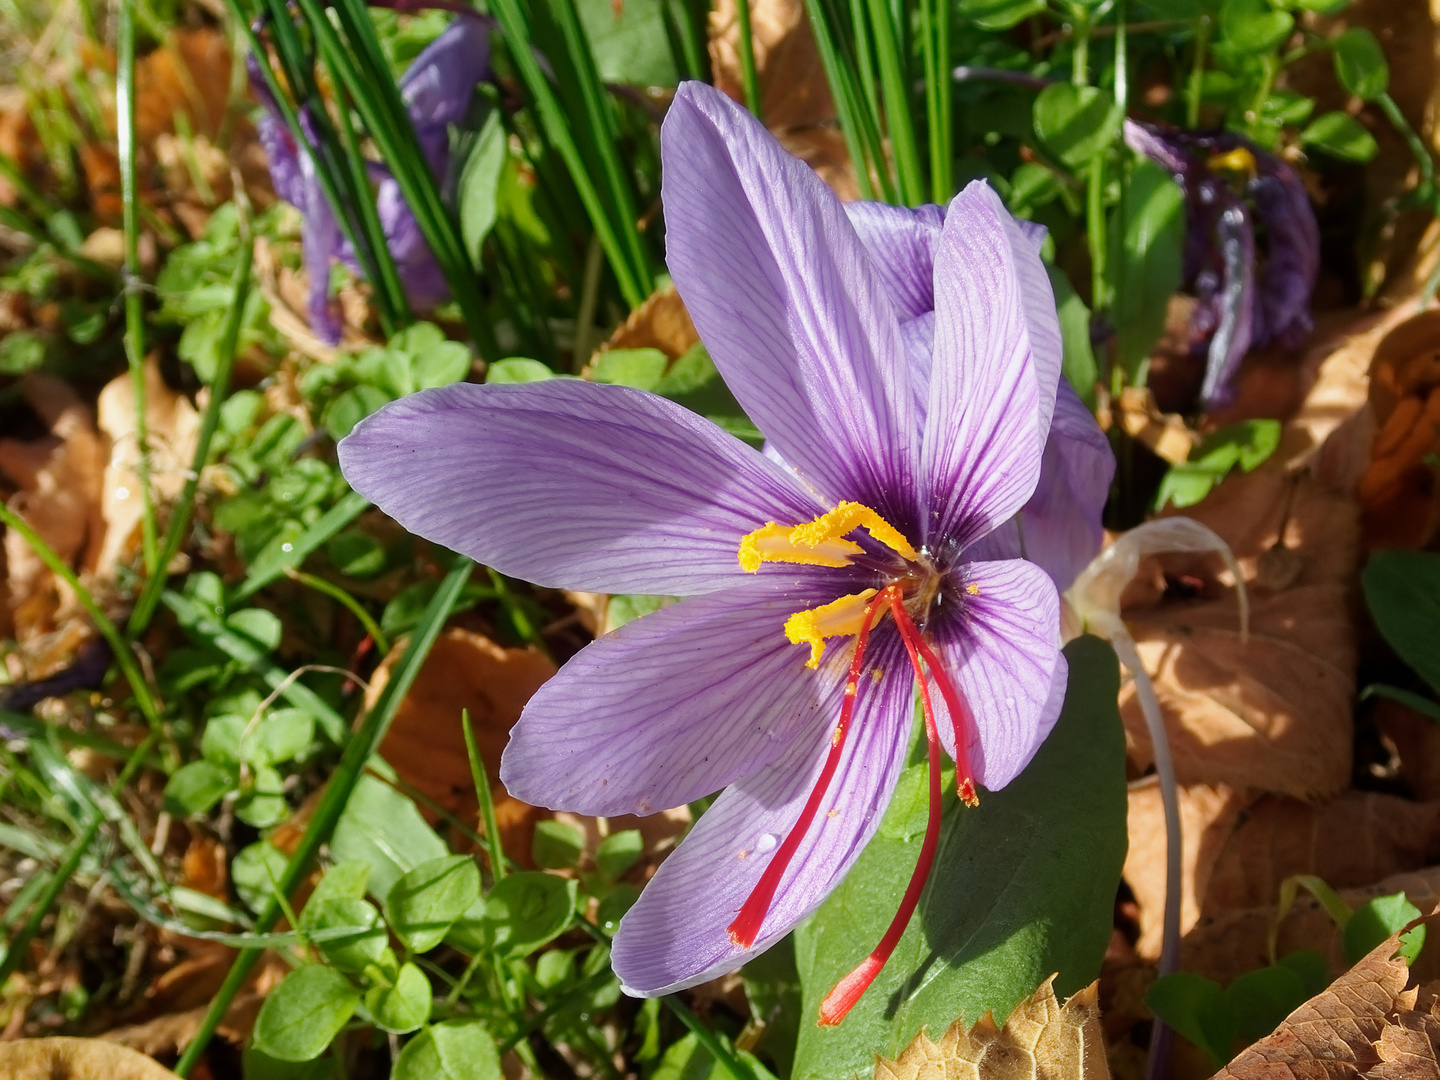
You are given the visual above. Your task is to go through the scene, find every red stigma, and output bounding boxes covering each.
[818,591,979,1026]
[727,586,895,948]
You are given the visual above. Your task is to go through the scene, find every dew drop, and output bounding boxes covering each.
[114,486,130,501]
[281,542,294,553]
[755,832,778,854]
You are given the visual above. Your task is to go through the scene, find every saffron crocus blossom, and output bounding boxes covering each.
[341,82,1073,1022]
[249,15,492,342]
[1124,120,1320,409]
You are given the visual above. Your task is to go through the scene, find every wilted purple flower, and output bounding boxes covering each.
[340,82,1080,1021]
[249,14,492,343]
[1124,120,1320,409]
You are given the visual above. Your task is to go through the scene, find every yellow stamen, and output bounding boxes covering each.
[737,500,918,573]
[1207,146,1256,179]
[738,523,862,573]
[784,589,878,669]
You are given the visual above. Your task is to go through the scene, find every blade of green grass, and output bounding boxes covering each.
[118,0,159,576]
[734,0,763,119]
[462,708,508,882]
[863,0,922,205]
[171,556,474,1077]
[918,0,950,200]
[232,489,370,601]
[802,0,883,200]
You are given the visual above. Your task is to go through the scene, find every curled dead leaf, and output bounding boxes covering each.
[600,283,700,359]
[369,627,556,861]
[0,1038,177,1079]
[875,977,1110,1080]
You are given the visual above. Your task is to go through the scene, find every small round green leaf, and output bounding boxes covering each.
[957,0,1045,29]
[232,840,289,914]
[252,966,361,1062]
[1344,892,1425,965]
[483,872,577,959]
[411,342,472,391]
[227,607,283,652]
[1033,83,1122,168]
[1302,111,1379,162]
[384,855,482,953]
[327,528,387,579]
[240,708,315,767]
[1333,27,1388,101]
[393,1019,502,1080]
[163,760,236,817]
[1220,0,1294,53]
[485,358,556,384]
[325,384,393,441]
[532,820,585,870]
[595,829,643,881]
[302,897,388,972]
[365,961,432,1033]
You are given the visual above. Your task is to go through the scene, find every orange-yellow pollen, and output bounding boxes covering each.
[738,501,919,573]
[784,589,878,669]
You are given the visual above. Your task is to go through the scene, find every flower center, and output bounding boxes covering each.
[739,501,943,669]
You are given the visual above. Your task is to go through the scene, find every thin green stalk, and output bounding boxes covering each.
[0,734,156,989]
[847,0,881,131]
[233,489,371,601]
[864,0,923,205]
[1071,5,1091,86]
[734,0,763,119]
[118,0,159,577]
[800,0,879,200]
[1378,92,1436,201]
[462,708,507,883]
[285,568,390,654]
[662,996,762,1080]
[918,0,950,201]
[172,559,474,1077]
[129,239,253,636]
[1114,1,1129,112]
[0,505,161,729]
[1186,15,1209,129]
[1087,152,1107,313]
[573,233,605,371]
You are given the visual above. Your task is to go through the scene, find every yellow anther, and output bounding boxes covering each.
[1208,146,1257,179]
[738,523,860,573]
[966,583,980,596]
[784,589,878,669]
[737,500,918,573]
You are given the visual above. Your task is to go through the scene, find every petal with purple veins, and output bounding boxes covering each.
[929,558,1063,791]
[501,577,866,817]
[661,83,919,531]
[922,181,1062,551]
[610,632,913,996]
[843,200,945,321]
[338,379,826,595]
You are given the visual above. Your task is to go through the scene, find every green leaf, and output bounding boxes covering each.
[1047,266,1098,409]
[1155,420,1281,509]
[596,829,644,881]
[241,1046,335,1080]
[411,342,471,391]
[227,608,283,652]
[384,855,482,952]
[743,935,802,1078]
[481,871,577,959]
[1109,159,1185,380]
[331,771,449,902]
[0,330,48,374]
[1362,550,1440,696]
[532,819,586,869]
[652,1033,778,1080]
[460,110,507,266]
[253,966,361,1062]
[301,897,388,972]
[163,760,236,816]
[1220,0,1294,53]
[1146,971,1235,1066]
[241,708,315,767]
[1301,112,1379,162]
[791,636,1127,1079]
[596,883,639,934]
[1277,948,1330,997]
[485,357,557,384]
[1033,83,1122,169]
[393,1019,502,1080]
[1343,892,1424,965]
[1333,27,1388,101]
[1224,964,1309,1044]
[590,347,669,390]
[578,0,679,86]
[235,764,289,828]
[365,960,432,1033]
[310,861,372,906]
[325,385,394,441]
[232,840,290,914]
[327,529,387,579]
[958,0,1045,30]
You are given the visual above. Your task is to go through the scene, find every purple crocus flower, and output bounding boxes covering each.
[1124,120,1320,409]
[340,82,1080,1021]
[249,15,492,343]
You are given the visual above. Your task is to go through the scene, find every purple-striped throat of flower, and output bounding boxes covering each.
[730,499,981,1026]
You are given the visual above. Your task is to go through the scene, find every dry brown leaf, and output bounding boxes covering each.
[875,977,1110,1080]
[135,29,231,143]
[1214,921,1422,1080]
[1108,386,1200,465]
[1203,794,1440,913]
[0,375,106,643]
[95,357,200,577]
[1368,1002,1440,1080]
[601,283,700,359]
[0,1038,177,1079]
[1119,464,1357,798]
[709,0,858,199]
[369,627,556,859]
[1124,781,1251,960]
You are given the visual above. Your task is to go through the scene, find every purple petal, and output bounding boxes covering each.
[661,83,919,533]
[400,15,492,132]
[376,175,450,309]
[1250,156,1318,349]
[610,633,913,995]
[931,558,1063,790]
[843,200,946,321]
[922,181,1062,551]
[297,109,343,345]
[501,577,867,817]
[338,379,827,595]
[1199,199,1256,409]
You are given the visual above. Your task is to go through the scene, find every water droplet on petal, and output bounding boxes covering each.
[281,542,294,553]
[755,833,778,854]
